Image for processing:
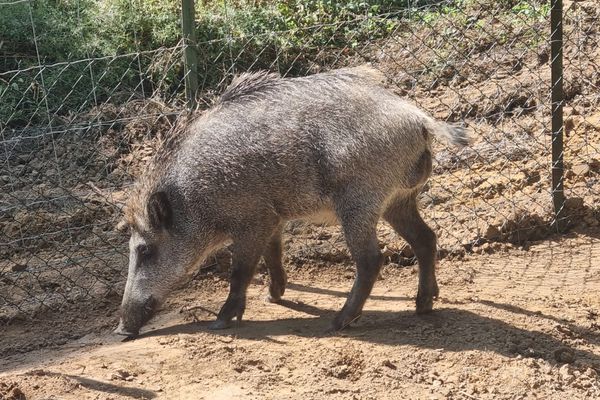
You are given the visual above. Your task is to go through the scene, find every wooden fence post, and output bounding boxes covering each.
[182,0,198,109]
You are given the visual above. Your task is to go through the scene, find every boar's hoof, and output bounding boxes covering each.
[268,279,286,303]
[113,324,139,338]
[415,298,434,314]
[415,287,439,314]
[329,312,361,332]
[266,294,282,303]
[208,319,232,330]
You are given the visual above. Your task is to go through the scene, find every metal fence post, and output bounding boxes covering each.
[551,0,565,230]
[182,0,198,109]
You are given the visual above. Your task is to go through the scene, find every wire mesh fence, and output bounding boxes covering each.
[1,0,599,322]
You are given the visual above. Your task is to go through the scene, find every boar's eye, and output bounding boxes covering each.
[137,244,153,263]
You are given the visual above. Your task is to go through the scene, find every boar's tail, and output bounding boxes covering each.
[426,119,473,148]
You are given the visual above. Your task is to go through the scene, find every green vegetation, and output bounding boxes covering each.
[0,0,549,128]
[1,0,411,127]
[193,1,406,89]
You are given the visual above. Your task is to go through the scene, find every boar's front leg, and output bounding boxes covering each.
[264,224,287,303]
[210,227,272,330]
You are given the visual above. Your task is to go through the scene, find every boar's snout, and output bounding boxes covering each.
[114,296,158,338]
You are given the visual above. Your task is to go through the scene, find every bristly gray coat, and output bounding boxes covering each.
[116,65,471,337]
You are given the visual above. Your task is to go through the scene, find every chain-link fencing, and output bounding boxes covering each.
[1,0,599,322]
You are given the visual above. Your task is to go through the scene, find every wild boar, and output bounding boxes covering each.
[114,65,470,337]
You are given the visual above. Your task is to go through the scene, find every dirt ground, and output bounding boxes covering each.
[2,1,600,399]
[2,231,600,400]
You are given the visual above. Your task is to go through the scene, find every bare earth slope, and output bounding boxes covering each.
[2,1,600,399]
[2,233,600,399]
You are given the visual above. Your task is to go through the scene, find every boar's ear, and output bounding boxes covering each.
[147,191,173,230]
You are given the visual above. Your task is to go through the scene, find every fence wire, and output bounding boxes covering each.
[1,0,599,321]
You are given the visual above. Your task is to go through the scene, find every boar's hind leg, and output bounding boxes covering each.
[331,196,383,331]
[264,224,287,303]
[210,228,271,330]
[383,193,438,314]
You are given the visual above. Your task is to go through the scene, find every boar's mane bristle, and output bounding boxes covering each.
[218,70,282,104]
[123,113,196,231]
[123,71,284,230]
[217,65,385,106]
[338,64,386,85]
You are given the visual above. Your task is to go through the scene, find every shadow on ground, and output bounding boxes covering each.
[142,298,600,367]
[19,370,156,399]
